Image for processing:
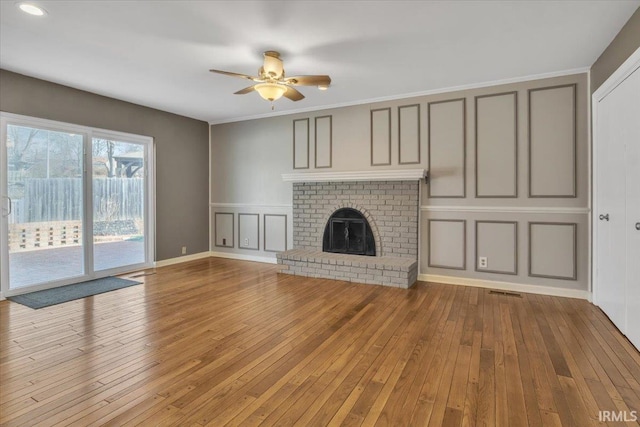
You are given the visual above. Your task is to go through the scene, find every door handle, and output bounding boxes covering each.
[1,196,10,217]
[599,214,609,221]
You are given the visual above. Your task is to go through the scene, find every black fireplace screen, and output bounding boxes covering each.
[322,208,375,256]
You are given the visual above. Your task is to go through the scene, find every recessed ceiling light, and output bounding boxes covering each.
[17,2,47,16]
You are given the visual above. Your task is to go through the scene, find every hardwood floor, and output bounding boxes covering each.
[1,257,639,426]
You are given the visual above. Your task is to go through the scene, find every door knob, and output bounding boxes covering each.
[599,214,609,221]
[636,222,640,231]
[1,195,11,218]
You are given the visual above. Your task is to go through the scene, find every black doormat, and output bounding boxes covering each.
[8,277,141,309]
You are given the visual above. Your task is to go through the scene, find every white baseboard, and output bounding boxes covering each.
[0,292,5,301]
[154,252,212,268]
[418,274,591,300]
[210,251,278,264]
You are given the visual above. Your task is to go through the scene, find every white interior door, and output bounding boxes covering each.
[595,88,627,332]
[623,67,640,350]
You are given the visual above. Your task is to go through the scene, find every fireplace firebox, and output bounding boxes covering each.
[322,208,375,256]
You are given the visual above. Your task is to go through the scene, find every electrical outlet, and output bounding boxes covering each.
[243,238,249,246]
[222,238,226,246]
[181,246,187,255]
[479,257,488,268]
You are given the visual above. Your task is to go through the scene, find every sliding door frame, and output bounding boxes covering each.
[0,112,155,298]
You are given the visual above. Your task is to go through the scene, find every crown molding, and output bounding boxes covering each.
[209,67,589,125]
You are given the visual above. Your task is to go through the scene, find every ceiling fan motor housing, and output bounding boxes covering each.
[263,51,284,79]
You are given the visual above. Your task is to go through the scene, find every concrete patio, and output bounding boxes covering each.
[8,240,145,289]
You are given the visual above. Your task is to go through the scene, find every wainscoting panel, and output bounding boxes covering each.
[314,115,332,168]
[475,92,518,197]
[371,108,392,166]
[264,214,287,252]
[529,222,577,280]
[398,104,420,164]
[238,213,260,250]
[475,220,517,274]
[428,99,466,198]
[529,84,576,197]
[293,118,310,169]
[214,212,234,248]
[428,219,466,269]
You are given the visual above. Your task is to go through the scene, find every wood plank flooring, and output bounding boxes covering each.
[1,257,639,426]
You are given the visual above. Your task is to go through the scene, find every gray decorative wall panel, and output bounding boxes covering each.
[428,219,466,269]
[214,212,234,248]
[475,220,517,274]
[529,85,577,197]
[238,213,260,250]
[293,118,310,169]
[398,104,420,164]
[428,99,466,198]
[371,108,392,166]
[264,214,287,252]
[314,115,332,168]
[475,92,518,197]
[529,222,577,280]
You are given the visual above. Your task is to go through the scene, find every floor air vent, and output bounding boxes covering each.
[488,289,522,298]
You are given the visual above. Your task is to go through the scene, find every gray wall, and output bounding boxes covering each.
[0,70,210,261]
[210,73,589,293]
[591,6,640,92]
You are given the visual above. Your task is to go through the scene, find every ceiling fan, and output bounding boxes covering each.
[209,51,331,104]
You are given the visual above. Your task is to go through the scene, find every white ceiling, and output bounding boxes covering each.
[1,1,638,124]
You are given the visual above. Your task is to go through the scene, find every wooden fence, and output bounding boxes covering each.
[11,178,143,223]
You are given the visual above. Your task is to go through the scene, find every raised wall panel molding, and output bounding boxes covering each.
[528,222,577,280]
[371,108,392,166]
[293,118,310,169]
[420,206,589,214]
[238,213,260,250]
[475,92,518,198]
[428,98,466,198]
[528,84,577,198]
[398,104,421,165]
[475,220,518,275]
[314,115,332,168]
[427,219,466,270]
[282,169,426,183]
[214,212,234,248]
[264,214,287,252]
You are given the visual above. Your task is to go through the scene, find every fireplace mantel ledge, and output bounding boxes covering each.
[282,169,426,183]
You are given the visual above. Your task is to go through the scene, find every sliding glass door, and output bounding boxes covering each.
[3,124,86,290]
[1,114,154,297]
[92,138,147,272]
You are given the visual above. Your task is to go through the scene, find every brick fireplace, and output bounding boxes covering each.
[277,170,424,288]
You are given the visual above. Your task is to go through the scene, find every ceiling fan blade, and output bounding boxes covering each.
[283,86,305,101]
[285,75,331,86]
[209,69,257,81]
[234,85,257,95]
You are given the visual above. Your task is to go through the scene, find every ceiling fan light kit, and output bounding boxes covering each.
[210,50,331,107]
[255,83,287,101]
